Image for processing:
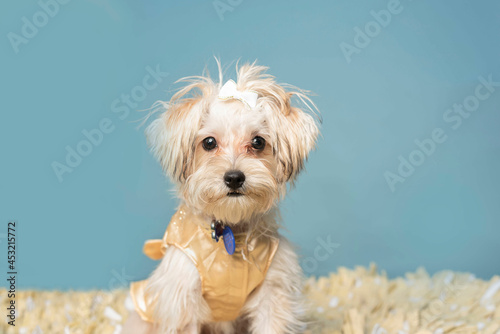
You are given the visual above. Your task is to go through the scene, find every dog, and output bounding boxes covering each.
[123,60,320,334]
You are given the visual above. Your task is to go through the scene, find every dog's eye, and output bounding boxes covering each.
[202,137,217,151]
[251,136,266,150]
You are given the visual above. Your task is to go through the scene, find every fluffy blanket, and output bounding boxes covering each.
[2,265,499,334]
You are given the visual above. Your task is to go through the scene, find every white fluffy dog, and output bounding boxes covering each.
[124,61,320,334]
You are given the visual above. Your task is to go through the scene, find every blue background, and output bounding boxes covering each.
[1,0,499,290]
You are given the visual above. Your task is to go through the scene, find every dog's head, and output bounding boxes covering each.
[146,62,319,223]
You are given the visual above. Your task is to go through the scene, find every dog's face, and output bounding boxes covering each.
[185,99,281,223]
[146,64,319,223]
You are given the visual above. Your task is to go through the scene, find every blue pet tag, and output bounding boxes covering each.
[222,226,235,255]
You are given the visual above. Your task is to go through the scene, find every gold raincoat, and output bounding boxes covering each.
[130,206,279,322]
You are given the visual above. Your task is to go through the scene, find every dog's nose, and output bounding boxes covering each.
[224,170,245,190]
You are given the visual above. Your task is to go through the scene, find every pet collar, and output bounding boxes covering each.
[218,80,258,108]
[211,220,236,255]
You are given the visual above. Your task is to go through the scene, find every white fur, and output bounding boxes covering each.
[124,61,319,334]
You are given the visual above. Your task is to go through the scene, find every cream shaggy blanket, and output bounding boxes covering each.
[2,265,499,334]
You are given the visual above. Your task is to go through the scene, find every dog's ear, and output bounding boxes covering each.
[146,98,205,183]
[146,77,214,182]
[268,94,319,184]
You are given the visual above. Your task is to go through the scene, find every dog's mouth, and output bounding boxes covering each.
[227,191,244,197]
